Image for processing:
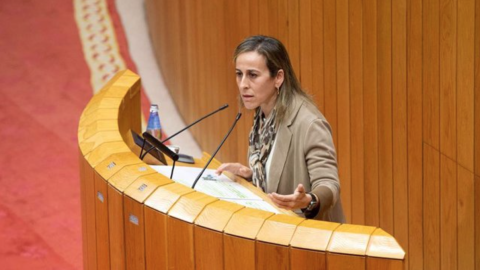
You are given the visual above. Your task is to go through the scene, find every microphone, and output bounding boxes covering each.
[161,104,228,143]
[142,132,179,179]
[192,112,242,189]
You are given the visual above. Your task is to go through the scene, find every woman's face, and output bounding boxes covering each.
[235,51,284,117]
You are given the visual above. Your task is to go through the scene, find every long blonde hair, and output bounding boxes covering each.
[233,35,312,123]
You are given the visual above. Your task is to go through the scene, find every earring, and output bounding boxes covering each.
[276,87,280,95]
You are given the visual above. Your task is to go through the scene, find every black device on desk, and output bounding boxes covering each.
[131,130,195,164]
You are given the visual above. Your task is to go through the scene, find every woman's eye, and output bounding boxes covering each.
[235,72,242,77]
[249,73,258,78]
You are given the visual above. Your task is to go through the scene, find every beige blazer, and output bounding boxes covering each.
[265,94,345,222]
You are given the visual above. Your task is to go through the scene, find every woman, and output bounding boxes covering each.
[216,35,344,222]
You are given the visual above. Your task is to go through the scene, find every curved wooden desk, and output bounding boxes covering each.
[78,70,405,270]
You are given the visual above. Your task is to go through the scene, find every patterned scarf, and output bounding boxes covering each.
[249,108,277,192]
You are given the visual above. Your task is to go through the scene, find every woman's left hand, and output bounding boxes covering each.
[268,184,311,210]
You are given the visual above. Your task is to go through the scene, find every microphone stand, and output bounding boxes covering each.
[192,112,242,189]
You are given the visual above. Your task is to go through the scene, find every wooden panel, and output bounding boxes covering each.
[108,163,157,192]
[287,0,300,75]
[256,241,289,270]
[124,196,145,270]
[366,228,405,260]
[378,0,394,235]
[406,0,424,268]
[144,207,167,270]
[363,0,379,227]
[439,0,457,160]
[310,0,324,110]
[366,257,403,270]
[440,155,457,270]
[457,165,475,270]
[144,182,194,214]
[194,226,224,270]
[256,214,304,246]
[476,0,480,179]
[323,0,338,146]
[290,248,325,270]
[423,0,440,148]
[166,217,195,270]
[224,234,255,270]
[475,175,480,270]
[84,161,98,270]
[78,151,89,270]
[224,208,274,239]
[423,144,440,270]
[299,0,312,93]
[290,220,340,251]
[457,0,475,172]
[392,0,409,256]
[349,0,364,225]
[327,253,364,270]
[195,200,244,232]
[167,192,218,223]
[94,172,110,270]
[108,185,125,270]
[327,224,376,256]
[336,0,351,222]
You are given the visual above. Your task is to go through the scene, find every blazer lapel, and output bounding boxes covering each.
[267,96,304,193]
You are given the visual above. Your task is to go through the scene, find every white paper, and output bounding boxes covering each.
[222,198,280,214]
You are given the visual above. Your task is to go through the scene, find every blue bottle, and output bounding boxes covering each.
[146,104,162,140]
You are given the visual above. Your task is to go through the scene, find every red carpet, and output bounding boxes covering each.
[0,0,148,269]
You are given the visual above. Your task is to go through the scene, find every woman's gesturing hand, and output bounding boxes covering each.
[215,163,253,180]
[268,184,312,210]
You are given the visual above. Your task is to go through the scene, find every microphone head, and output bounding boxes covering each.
[220,104,229,110]
[235,112,242,120]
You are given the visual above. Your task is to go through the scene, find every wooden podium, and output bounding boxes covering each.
[78,70,405,270]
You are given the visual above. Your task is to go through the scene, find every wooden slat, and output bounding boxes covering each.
[363,0,379,228]
[144,183,194,214]
[392,0,409,257]
[86,141,131,168]
[349,0,364,225]
[166,217,195,270]
[423,144,440,270]
[256,241,289,270]
[256,214,304,246]
[378,0,394,235]
[440,155,457,270]
[476,0,480,179]
[79,131,122,155]
[290,220,340,251]
[439,0,457,160]
[299,0,312,93]
[123,174,172,204]
[423,0,440,148]
[78,150,89,270]
[366,257,404,270]
[327,224,376,256]
[457,0,475,173]
[336,0,351,222]
[475,176,480,270]
[167,192,218,223]
[108,185,126,270]
[124,196,145,270]
[223,208,274,239]
[144,207,168,270]
[195,200,244,232]
[194,226,224,270]
[287,0,300,75]
[290,248,326,270]
[311,0,325,110]
[406,0,424,268]
[94,152,142,181]
[327,253,364,270]
[94,172,110,270]
[83,159,98,270]
[366,228,405,260]
[108,163,157,192]
[224,235,255,270]
[457,165,475,270]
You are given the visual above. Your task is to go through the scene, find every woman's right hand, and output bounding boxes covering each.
[215,163,253,180]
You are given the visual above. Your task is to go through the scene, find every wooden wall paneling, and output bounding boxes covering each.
[363,0,379,228]
[366,257,403,270]
[439,0,457,160]
[108,185,126,270]
[423,0,440,149]
[457,165,475,270]
[290,248,326,270]
[327,253,365,270]
[166,217,195,270]
[144,207,167,270]
[322,0,338,146]
[223,235,256,270]
[287,0,300,75]
[406,0,424,268]
[457,0,475,172]
[84,161,98,270]
[311,0,325,111]
[349,0,365,225]
[440,155,457,270]
[257,0,269,35]
[123,196,145,270]
[476,0,480,179]
[377,0,394,234]
[256,242,290,270]
[94,172,110,270]
[78,151,89,269]
[336,0,352,222]
[184,0,196,123]
[299,0,312,94]
[194,226,224,270]
[423,144,440,270]
[475,175,480,270]
[391,0,408,256]
[277,0,288,47]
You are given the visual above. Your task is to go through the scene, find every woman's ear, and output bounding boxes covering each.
[275,69,285,88]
